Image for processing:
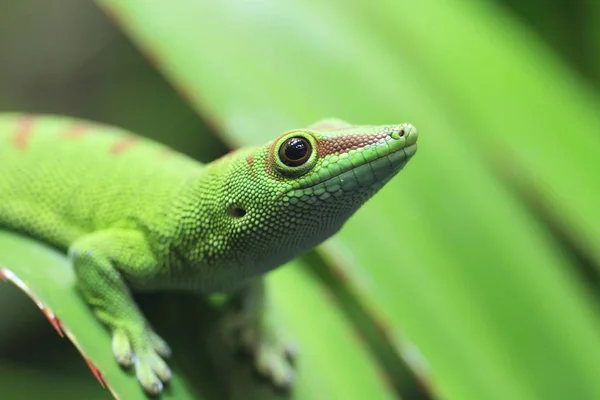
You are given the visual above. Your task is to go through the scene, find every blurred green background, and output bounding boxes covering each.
[1,0,600,399]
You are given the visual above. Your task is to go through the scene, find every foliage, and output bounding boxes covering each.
[1,1,600,399]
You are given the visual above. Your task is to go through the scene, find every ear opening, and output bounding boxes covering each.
[227,205,246,218]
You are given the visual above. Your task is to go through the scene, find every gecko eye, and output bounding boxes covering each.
[279,137,312,167]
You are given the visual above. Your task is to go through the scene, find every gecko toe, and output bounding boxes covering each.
[135,359,164,396]
[112,329,134,368]
[254,342,296,392]
[134,350,171,395]
[243,331,297,392]
[284,341,299,364]
[149,330,172,358]
[148,352,172,382]
[112,326,172,394]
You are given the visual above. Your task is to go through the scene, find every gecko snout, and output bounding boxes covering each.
[393,123,418,140]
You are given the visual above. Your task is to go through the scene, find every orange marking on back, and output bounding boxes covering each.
[61,123,91,139]
[110,136,139,155]
[13,115,35,151]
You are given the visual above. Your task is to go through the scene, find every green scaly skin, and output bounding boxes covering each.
[0,114,418,395]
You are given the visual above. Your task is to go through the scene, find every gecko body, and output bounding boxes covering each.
[0,114,418,394]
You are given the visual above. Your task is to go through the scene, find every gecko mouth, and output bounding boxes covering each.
[303,143,417,194]
[299,142,417,194]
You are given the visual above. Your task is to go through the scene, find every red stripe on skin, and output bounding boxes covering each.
[318,133,387,156]
[265,145,285,181]
[13,115,35,151]
[61,123,91,139]
[110,136,139,155]
[246,154,256,178]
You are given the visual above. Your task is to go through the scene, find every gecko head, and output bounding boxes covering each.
[211,122,418,275]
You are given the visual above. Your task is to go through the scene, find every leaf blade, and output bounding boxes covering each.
[96,1,600,399]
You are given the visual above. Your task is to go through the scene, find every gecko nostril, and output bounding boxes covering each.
[392,123,418,140]
[389,125,406,139]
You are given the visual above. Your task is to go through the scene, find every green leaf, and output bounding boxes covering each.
[0,231,205,400]
[357,0,600,267]
[97,1,600,399]
[0,230,396,400]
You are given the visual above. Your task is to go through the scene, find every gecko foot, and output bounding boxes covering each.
[112,327,172,396]
[238,321,298,391]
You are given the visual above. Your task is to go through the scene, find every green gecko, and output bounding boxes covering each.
[0,113,418,395]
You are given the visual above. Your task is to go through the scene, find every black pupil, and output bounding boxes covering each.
[285,138,308,161]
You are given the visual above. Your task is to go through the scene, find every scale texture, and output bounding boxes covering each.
[0,114,418,395]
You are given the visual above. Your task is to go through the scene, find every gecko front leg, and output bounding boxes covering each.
[69,229,172,395]
[224,278,297,391]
